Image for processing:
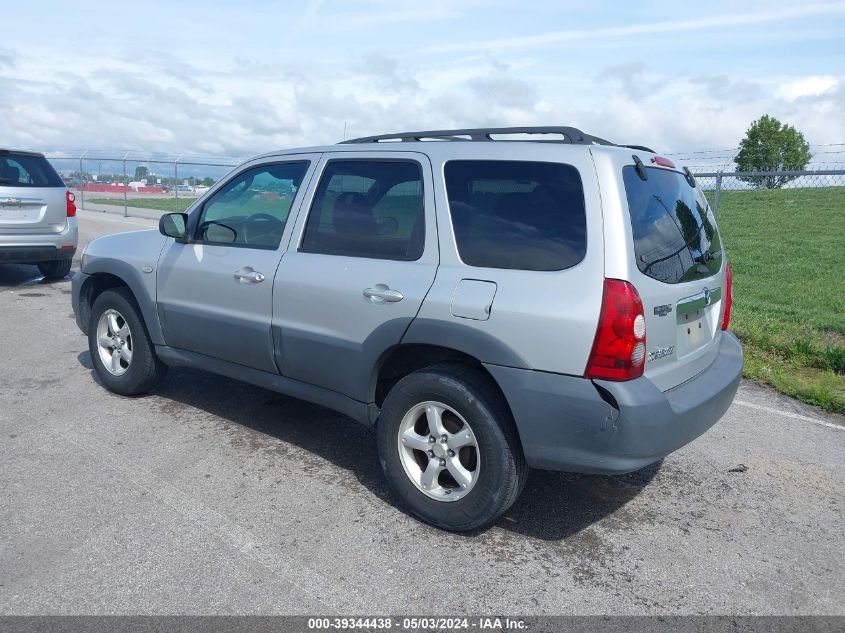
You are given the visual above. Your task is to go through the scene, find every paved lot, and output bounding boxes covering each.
[1,210,843,615]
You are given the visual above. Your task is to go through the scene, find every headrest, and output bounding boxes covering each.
[1,165,20,183]
[333,192,377,236]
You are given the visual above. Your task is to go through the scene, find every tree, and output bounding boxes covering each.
[134,165,149,181]
[735,115,811,189]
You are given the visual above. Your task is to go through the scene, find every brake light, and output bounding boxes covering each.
[585,279,647,381]
[721,261,732,330]
[651,156,676,168]
[66,190,77,217]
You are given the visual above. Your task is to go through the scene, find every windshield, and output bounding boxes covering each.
[623,166,722,284]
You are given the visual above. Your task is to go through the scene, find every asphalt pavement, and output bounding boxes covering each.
[0,210,843,615]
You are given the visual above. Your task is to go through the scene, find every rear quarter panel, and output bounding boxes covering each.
[406,143,605,375]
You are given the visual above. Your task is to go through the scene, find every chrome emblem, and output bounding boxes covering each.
[648,345,675,362]
[703,287,712,306]
[654,304,672,317]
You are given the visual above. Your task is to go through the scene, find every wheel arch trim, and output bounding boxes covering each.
[76,260,164,345]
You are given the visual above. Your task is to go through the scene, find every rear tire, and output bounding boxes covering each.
[377,363,527,532]
[88,287,167,396]
[38,259,72,280]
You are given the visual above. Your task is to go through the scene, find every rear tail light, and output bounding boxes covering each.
[721,260,732,330]
[584,279,647,381]
[66,190,77,217]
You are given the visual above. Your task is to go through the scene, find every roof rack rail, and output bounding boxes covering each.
[341,126,615,146]
[622,144,656,153]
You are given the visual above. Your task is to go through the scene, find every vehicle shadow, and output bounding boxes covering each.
[0,265,76,291]
[76,353,660,542]
[0,264,50,289]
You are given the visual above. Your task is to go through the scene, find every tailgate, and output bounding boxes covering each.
[1,151,68,234]
[621,160,726,391]
[0,187,68,233]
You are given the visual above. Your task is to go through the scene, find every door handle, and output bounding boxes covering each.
[363,284,404,303]
[233,267,265,284]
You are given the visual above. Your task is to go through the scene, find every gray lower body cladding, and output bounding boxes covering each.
[71,270,88,332]
[485,332,743,474]
[0,245,75,263]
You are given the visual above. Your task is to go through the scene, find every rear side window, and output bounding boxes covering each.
[0,153,64,187]
[300,160,424,261]
[623,166,722,284]
[444,160,587,271]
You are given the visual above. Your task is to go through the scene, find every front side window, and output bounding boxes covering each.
[195,162,309,249]
[444,160,587,271]
[300,160,425,261]
[623,166,722,284]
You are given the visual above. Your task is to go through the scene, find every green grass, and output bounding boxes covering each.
[95,197,195,213]
[711,187,845,413]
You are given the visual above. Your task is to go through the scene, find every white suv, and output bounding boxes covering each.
[0,149,78,279]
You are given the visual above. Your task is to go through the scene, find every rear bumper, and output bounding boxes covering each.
[0,219,78,263]
[485,331,743,474]
[0,245,76,263]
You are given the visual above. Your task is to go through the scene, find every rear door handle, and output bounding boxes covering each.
[363,284,404,303]
[233,267,265,284]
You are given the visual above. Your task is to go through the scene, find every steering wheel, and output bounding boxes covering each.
[243,213,283,246]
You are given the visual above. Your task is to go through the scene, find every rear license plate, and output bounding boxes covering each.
[680,311,708,347]
[676,287,722,356]
[0,207,39,222]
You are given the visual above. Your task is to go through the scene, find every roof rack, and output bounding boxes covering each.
[340,126,616,146]
[621,144,657,153]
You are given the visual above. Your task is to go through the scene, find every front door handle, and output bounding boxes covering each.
[363,284,404,303]
[233,267,265,284]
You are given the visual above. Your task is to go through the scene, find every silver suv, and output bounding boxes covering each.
[1,149,78,279]
[72,127,742,531]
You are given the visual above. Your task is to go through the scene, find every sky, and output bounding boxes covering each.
[1,0,844,161]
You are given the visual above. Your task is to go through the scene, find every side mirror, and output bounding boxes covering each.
[159,213,188,241]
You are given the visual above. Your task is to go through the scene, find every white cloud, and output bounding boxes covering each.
[1,2,843,159]
[776,75,839,100]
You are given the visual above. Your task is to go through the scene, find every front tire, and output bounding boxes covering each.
[38,259,72,280]
[87,287,167,396]
[377,364,527,532]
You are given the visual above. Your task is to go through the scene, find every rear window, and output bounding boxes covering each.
[444,160,587,271]
[0,153,65,188]
[300,160,424,261]
[623,166,722,284]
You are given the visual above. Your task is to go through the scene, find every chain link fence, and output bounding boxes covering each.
[41,149,845,220]
[44,150,247,218]
[665,143,845,173]
[693,169,845,216]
